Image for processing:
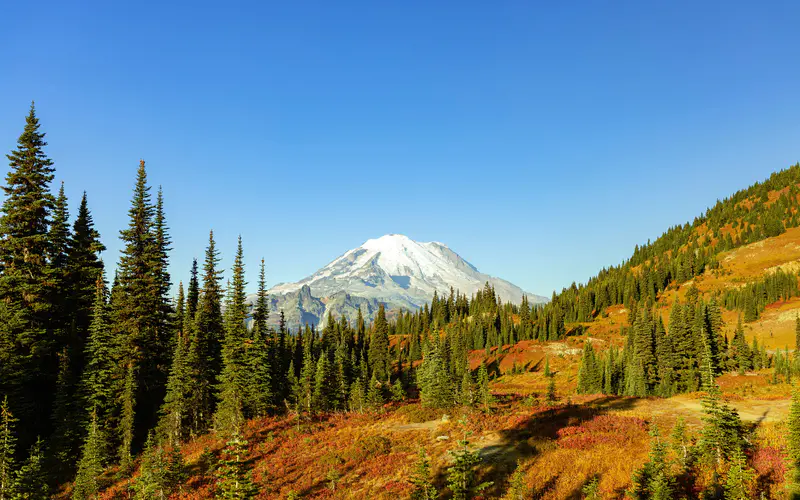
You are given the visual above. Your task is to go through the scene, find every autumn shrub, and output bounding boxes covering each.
[751,445,787,497]
[557,415,647,450]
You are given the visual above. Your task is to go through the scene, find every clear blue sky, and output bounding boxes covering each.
[2,1,799,296]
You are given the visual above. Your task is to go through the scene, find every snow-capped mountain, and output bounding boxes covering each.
[252,234,547,329]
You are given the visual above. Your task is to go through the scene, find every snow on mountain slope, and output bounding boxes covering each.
[268,234,547,316]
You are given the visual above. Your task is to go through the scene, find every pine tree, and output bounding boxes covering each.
[366,374,385,409]
[577,340,602,394]
[214,433,256,499]
[312,356,337,412]
[190,231,224,432]
[152,187,173,342]
[670,417,690,469]
[418,341,453,408]
[629,424,673,500]
[158,325,191,447]
[723,446,754,500]
[114,160,167,452]
[796,314,800,352]
[65,189,105,367]
[731,316,750,375]
[458,368,475,406]
[0,103,57,452]
[49,183,70,346]
[546,373,557,405]
[409,447,437,500]
[246,259,272,417]
[390,379,405,402]
[477,361,491,414]
[348,378,365,413]
[788,384,800,478]
[446,417,492,500]
[72,411,104,500]
[699,349,743,468]
[214,237,248,436]
[0,398,17,500]
[134,432,169,499]
[79,276,114,462]
[370,304,390,382]
[12,437,48,499]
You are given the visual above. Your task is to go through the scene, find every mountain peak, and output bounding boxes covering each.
[265,235,547,329]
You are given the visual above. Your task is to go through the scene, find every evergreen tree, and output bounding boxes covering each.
[134,432,169,499]
[79,276,114,462]
[409,447,437,500]
[699,353,743,468]
[214,433,256,499]
[390,379,405,402]
[629,424,673,500]
[477,361,491,414]
[312,355,337,412]
[546,373,557,405]
[366,374,385,409]
[723,446,754,500]
[118,362,136,473]
[0,103,57,452]
[72,411,104,500]
[418,341,453,408]
[214,237,248,436]
[246,259,272,417]
[65,190,105,372]
[12,437,48,500]
[49,184,70,352]
[788,384,800,482]
[577,340,602,394]
[114,160,168,451]
[348,378,365,413]
[370,304,390,382]
[446,417,492,500]
[0,398,17,500]
[796,314,800,352]
[158,325,191,447]
[190,231,224,432]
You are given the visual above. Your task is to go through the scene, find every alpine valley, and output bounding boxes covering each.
[251,234,548,330]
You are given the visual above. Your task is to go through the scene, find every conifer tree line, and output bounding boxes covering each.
[720,268,799,322]
[577,290,771,398]
[528,163,800,342]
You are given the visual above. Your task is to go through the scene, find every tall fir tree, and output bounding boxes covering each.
[0,103,58,452]
[214,237,248,436]
[246,259,272,416]
[114,160,169,452]
[79,275,115,463]
[369,303,390,383]
[188,231,224,433]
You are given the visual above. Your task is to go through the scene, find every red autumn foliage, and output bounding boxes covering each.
[556,415,648,450]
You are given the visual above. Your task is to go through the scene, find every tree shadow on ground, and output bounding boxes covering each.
[475,396,640,498]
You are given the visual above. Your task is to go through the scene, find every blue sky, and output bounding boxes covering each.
[1,1,799,296]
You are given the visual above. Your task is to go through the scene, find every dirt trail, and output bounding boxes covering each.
[388,419,441,432]
[669,397,790,423]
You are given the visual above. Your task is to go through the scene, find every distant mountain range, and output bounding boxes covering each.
[247,234,547,330]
